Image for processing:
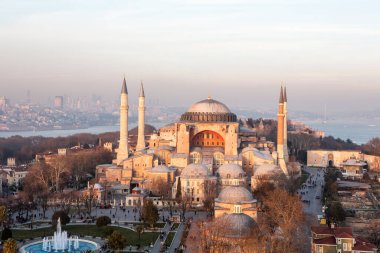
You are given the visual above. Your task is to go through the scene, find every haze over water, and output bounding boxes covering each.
[1,0,380,113]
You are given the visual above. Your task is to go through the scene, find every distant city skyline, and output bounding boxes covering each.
[1,0,380,113]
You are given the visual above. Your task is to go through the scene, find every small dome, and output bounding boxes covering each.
[217,164,245,179]
[217,186,254,204]
[181,163,209,178]
[93,183,103,190]
[214,213,256,238]
[254,164,283,177]
[187,98,231,114]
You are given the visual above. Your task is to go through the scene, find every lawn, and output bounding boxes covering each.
[12,225,159,246]
[164,232,176,247]
[171,223,180,231]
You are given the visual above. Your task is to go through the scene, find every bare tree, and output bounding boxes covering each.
[49,156,72,192]
[260,188,308,253]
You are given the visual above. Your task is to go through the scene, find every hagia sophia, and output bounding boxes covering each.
[94,78,300,244]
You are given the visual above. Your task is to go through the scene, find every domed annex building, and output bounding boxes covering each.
[95,78,298,212]
[214,186,258,221]
[216,163,247,189]
[171,163,217,204]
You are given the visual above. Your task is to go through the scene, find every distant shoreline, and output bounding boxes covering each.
[0,119,378,144]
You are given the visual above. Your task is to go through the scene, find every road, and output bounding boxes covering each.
[301,166,325,220]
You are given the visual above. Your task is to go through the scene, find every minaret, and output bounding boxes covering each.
[283,86,289,163]
[277,86,288,175]
[136,81,146,151]
[116,77,129,164]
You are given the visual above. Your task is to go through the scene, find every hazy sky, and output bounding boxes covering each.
[1,0,379,113]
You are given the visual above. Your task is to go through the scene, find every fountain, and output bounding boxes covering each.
[20,218,99,253]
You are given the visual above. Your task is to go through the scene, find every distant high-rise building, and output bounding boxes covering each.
[54,96,64,109]
[0,96,9,110]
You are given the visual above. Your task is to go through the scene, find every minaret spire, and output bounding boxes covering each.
[284,86,287,102]
[136,81,146,151]
[279,85,284,104]
[121,76,128,94]
[139,81,145,97]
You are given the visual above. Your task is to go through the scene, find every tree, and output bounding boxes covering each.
[261,188,307,253]
[23,163,51,218]
[362,137,380,156]
[136,224,144,240]
[141,199,159,228]
[175,177,182,201]
[1,227,12,241]
[83,185,96,216]
[368,221,380,248]
[363,172,371,181]
[52,210,70,228]
[0,205,8,227]
[149,177,171,198]
[326,202,346,224]
[107,231,127,251]
[3,238,17,253]
[96,216,111,227]
[49,155,72,192]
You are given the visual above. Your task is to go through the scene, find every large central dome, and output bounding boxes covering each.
[180,97,237,122]
[187,97,231,114]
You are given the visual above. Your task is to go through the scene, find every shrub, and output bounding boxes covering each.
[1,227,12,241]
[3,238,17,253]
[96,216,111,227]
[103,227,115,237]
[52,210,70,228]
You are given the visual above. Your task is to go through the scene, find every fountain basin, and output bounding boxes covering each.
[20,239,99,253]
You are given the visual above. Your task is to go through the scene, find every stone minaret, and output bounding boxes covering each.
[136,81,146,151]
[116,77,129,164]
[277,86,288,175]
[283,86,289,163]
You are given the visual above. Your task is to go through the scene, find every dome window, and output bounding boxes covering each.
[234,205,242,213]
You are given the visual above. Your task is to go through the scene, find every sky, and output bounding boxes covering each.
[0,0,379,113]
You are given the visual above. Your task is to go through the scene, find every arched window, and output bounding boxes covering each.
[227,174,231,179]
[213,152,224,167]
[190,152,201,164]
[234,205,242,213]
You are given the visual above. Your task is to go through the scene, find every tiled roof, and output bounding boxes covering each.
[335,231,353,239]
[353,237,378,251]
[313,236,336,246]
[311,226,353,238]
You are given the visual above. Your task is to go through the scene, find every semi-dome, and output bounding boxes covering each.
[181,163,209,178]
[180,97,237,122]
[187,98,231,114]
[254,164,283,178]
[217,164,246,179]
[216,186,255,204]
[214,213,256,238]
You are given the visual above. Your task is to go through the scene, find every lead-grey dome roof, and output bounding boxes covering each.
[217,164,245,179]
[180,97,237,122]
[216,186,255,204]
[187,98,231,114]
[181,163,209,178]
[214,213,256,238]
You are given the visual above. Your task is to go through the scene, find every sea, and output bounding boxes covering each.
[0,119,378,145]
[303,118,380,145]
